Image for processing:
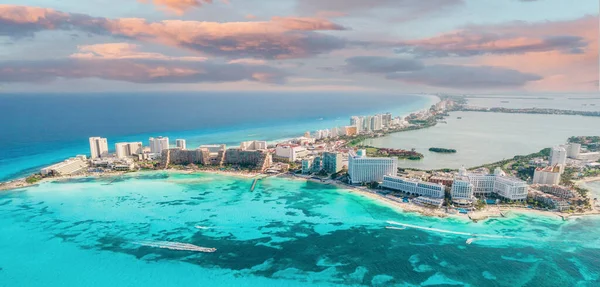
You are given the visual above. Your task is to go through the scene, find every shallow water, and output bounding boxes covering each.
[1,172,599,286]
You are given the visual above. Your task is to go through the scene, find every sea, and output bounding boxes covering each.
[1,92,600,286]
[1,172,599,286]
[0,92,435,181]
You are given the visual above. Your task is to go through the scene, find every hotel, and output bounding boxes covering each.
[532,165,561,185]
[115,142,143,159]
[176,139,187,150]
[381,175,445,198]
[41,155,88,176]
[89,137,109,159]
[451,167,528,202]
[322,152,343,174]
[149,136,170,154]
[348,150,398,184]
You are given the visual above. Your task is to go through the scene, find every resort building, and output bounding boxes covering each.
[275,144,308,162]
[550,146,567,172]
[322,152,343,174]
[528,188,570,211]
[176,139,187,150]
[312,156,322,173]
[348,150,398,184]
[530,184,577,199]
[198,144,226,165]
[89,137,109,159]
[412,196,444,208]
[302,158,313,174]
[115,142,143,159]
[381,175,445,198]
[450,177,474,205]
[224,149,272,171]
[451,167,528,201]
[41,155,88,176]
[240,141,267,151]
[149,136,170,155]
[567,143,581,159]
[532,165,561,185]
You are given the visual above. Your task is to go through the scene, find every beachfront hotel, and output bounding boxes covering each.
[41,155,88,176]
[532,165,561,185]
[115,142,143,159]
[451,167,528,202]
[176,139,187,150]
[348,150,398,184]
[381,175,445,198]
[322,152,343,174]
[89,137,109,159]
[149,136,170,154]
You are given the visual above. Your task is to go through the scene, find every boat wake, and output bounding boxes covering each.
[386,220,515,240]
[195,225,212,230]
[133,240,217,253]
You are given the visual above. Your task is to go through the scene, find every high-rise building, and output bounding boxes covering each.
[567,143,581,159]
[350,116,364,133]
[149,137,170,154]
[363,116,373,132]
[532,165,561,185]
[371,114,383,131]
[550,146,567,172]
[89,137,109,159]
[115,142,142,158]
[302,158,313,174]
[382,113,392,127]
[348,150,398,184]
[322,152,343,174]
[176,139,187,150]
[240,141,267,151]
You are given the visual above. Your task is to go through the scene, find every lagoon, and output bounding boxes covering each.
[363,111,600,170]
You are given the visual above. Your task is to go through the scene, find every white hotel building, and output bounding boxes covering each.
[451,167,528,202]
[381,175,445,198]
[149,136,170,154]
[89,137,109,159]
[348,150,398,184]
[115,142,143,159]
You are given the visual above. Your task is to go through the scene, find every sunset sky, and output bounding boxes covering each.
[0,0,597,93]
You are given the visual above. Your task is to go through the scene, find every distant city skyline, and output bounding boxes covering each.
[0,0,597,93]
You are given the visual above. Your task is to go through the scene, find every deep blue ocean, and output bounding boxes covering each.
[0,92,433,180]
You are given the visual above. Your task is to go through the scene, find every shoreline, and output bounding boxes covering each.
[3,168,599,222]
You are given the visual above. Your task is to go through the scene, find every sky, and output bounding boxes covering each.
[0,0,597,93]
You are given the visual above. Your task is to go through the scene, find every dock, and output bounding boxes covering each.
[250,178,259,192]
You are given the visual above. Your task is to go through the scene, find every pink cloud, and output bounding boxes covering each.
[70,43,207,61]
[0,5,347,59]
[138,0,213,15]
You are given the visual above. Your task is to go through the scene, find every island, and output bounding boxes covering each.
[428,147,457,153]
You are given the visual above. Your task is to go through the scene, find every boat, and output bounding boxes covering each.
[500,101,509,103]
[466,238,476,244]
[457,117,462,119]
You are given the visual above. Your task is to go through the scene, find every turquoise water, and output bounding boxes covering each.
[1,172,599,286]
[0,93,436,181]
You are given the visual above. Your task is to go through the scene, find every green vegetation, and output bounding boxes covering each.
[26,174,42,184]
[428,147,457,153]
[474,200,486,210]
[469,148,551,181]
[359,145,424,160]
